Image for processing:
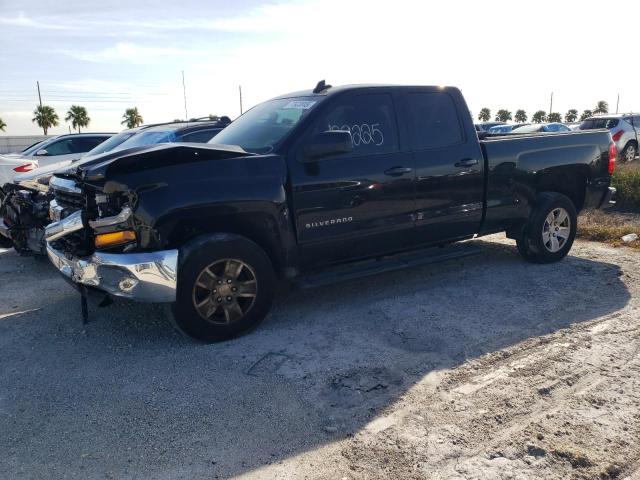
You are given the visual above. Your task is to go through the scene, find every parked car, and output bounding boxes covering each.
[12,128,145,187]
[487,124,529,134]
[475,121,506,132]
[0,133,114,169]
[0,157,37,189]
[44,83,616,342]
[511,123,571,133]
[579,114,639,162]
[0,117,231,255]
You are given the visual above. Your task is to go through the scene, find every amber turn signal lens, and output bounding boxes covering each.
[95,230,136,248]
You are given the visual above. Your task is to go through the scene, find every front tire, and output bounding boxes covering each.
[516,192,577,264]
[172,234,276,342]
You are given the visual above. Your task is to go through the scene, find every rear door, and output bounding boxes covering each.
[403,89,485,244]
[288,90,416,268]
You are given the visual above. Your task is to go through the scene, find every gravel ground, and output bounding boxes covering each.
[1,235,639,480]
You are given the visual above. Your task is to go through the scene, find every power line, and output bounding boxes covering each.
[182,70,188,120]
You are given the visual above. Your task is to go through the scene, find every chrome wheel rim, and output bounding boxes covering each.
[542,208,571,253]
[192,259,257,325]
[625,145,636,162]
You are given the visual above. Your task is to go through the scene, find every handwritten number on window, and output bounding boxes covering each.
[328,123,384,147]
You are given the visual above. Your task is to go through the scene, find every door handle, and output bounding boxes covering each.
[455,158,479,168]
[384,166,413,176]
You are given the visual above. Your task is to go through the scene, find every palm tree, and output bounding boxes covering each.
[514,110,528,123]
[564,109,578,123]
[495,109,512,122]
[547,112,562,123]
[0,117,6,132]
[593,101,608,115]
[580,109,593,121]
[32,105,59,135]
[65,105,90,133]
[532,110,547,123]
[478,108,491,122]
[121,107,144,129]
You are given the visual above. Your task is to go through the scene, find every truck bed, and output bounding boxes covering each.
[478,129,613,234]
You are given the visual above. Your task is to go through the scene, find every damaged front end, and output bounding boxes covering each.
[44,142,253,304]
[0,182,52,255]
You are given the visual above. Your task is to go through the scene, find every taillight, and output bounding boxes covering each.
[608,143,617,175]
[612,130,624,142]
[13,163,35,173]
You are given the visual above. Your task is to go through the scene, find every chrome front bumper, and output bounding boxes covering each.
[46,243,178,303]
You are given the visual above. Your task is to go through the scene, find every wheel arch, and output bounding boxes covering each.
[533,165,589,212]
[158,207,291,277]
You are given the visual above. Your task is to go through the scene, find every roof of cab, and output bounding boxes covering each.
[272,84,458,100]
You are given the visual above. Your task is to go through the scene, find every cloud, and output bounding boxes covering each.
[0,12,68,30]
[59,42,207,64]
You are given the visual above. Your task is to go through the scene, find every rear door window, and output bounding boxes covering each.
[73,137,107,152]
[580,118,619,129]
[406,92,463,150]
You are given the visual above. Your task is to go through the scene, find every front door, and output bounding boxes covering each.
[288,91,416,269]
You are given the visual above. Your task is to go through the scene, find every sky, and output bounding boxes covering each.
[1,0,639,135]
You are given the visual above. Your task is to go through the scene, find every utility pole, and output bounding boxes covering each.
[549,92,553,115]
[616,93,619,114]
[182,71,188,121]
[37,81,43,108]
[239,85,243,115]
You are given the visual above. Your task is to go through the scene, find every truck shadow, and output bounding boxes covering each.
[0,239,632,479]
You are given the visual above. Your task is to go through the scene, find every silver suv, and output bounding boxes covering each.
[579,114,639,162]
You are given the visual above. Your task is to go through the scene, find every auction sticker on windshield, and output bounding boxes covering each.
[283,100,316,110]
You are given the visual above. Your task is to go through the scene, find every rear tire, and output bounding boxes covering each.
[171,234,276,342]
[516,192,577,264]
[621,142,637,163]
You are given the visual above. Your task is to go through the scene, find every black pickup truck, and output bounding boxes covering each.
[44,82,616,341]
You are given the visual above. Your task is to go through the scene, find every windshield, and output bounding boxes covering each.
[209,97,319,153]
[512,124,544,133]
[84,130,137,157]
[488,125,513,133]
[114,130,178,150]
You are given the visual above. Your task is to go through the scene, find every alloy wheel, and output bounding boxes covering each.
[625,145,637,163]
[192,259,258,325]
[542,208,571,253]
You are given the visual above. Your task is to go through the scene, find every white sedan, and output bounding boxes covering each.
[0,156,38,186]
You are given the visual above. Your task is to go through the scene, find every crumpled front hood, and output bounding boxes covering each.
[55,142,252,182]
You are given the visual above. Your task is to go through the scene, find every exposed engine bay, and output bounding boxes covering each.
[0,183,52,255]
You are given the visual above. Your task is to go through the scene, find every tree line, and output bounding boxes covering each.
[0,105,145,135]
[478,101,610,124]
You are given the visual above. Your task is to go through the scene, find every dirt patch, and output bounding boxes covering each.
[578,209,640,250]
[1,236,639,479]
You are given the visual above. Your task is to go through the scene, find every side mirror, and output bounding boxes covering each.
[303,130,352,162]
[35,149,49,157]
